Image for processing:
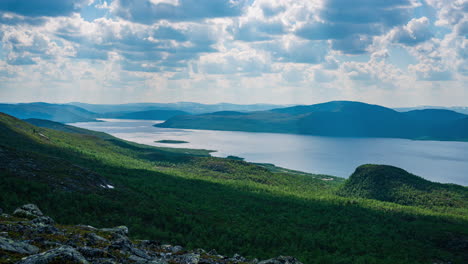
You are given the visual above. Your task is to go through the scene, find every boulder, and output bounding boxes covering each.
[231,253,246,262]
[171,245,184,253]
[100,226,128,236]
[172,253,200,264]
[128,255,167,264]
[17,245,89,264]
[0,236,39,254]
[109,237,150,260]
[31,216,55,226]
[13,204,44,219]
[84,232,109,246]
[78,246,113,259]
[258,256,303,264]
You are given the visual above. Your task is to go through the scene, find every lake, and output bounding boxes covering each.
[72,119,468,186]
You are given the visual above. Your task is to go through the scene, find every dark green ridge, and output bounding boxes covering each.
[338,164,468,207]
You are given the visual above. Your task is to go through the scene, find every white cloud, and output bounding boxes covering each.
[389,17,433,46]
[0,0,466,106]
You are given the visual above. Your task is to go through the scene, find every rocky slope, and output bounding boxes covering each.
[0,204,302,264]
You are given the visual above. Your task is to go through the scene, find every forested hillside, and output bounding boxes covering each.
[0,113,467,264]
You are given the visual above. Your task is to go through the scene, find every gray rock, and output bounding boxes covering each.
[172,253,200,264]
[138,240,161,251]
[171,245,184,253]
[207,249,218,255]
[230,253,247,262]
[258,256,303,264]
[78,246,112,259]
[17,245,89,264]
[89,259,117,264]
[76,225,97,231]
[0,236,39,254]
[31,216,55,226]
[100,226,128,236]
[84,232,108,246]
[160,244,173,252]
[193,248,206,254]
[109,237,150,260]
[128,255,167,264]
[13,204,44,219]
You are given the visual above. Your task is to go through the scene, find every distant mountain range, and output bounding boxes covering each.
[1,101,468,141]
[156,101,468,141]
[395,106,468,115]
[102,109,191,120]
[0,102,285,123]
[69,102,285,114]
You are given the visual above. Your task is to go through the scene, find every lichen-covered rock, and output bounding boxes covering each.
[0,236,39,254]
[100,226,128,236]
[1,204,303,264]
[109,237,151,260]
[128,254,167,263]
[230,253,246,262]
[258,256,303,264]
[13,204,44,219]
[31,216,55,226]
[17,245,89,264]
[78,246,113,259]
[172,253,200,264]
[84,232,109,246]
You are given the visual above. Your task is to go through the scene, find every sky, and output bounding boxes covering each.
[0,0,466,107]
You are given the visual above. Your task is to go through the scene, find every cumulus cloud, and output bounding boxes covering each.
[314,69,336,83]
[0,0,466,106]
[198,48,271,76]
[0,12,47,26]
[230,20,285,42]
[295,0,418,54]
[0,0,90,17]
[390,17,433,46]
[256,37,327,64]
[110,0,245,24]
[410,63,453,81]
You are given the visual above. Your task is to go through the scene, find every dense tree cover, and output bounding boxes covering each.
[0,113,467,264]
[339,164,468,208]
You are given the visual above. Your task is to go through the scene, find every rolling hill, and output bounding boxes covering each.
[156,101,468,141]
[0,103,99,123]
[69,102,284,114]
[0,113,467,263]
[338,164,468,207]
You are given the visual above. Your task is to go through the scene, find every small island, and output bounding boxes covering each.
[155,139,189,144]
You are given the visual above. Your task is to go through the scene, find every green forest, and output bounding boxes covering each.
[0,113,467,264]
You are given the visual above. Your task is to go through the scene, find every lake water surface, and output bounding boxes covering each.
[72,119,468,186]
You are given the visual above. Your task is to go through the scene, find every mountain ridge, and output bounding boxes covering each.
[156,101,468,141]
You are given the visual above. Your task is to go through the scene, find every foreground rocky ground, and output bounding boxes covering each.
[0,204,302,264]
